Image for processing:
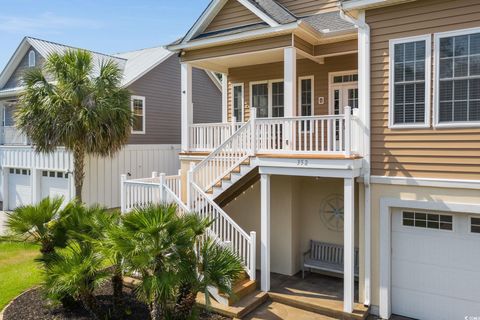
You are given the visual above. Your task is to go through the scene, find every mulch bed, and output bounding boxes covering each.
[3,281,230,320]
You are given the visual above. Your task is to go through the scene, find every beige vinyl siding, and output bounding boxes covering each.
[314,39,358,57]
[276,0,338,17]
[181,34,293,62]
[204,0,263,33]
[226,54,357,121]
[293,35,314,55]
[368,0,480,180]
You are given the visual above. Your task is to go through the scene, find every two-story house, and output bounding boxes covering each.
[0,37,221,211]
[121,1,480,319]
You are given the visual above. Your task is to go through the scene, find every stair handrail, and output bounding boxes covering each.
[191,117,254,192]
[189,181,256,280]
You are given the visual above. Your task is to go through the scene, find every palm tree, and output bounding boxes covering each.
[5,197,68,255]
[16,49,132,201]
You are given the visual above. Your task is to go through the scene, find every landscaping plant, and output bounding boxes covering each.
[5,197,68,256]
[16,49,132,201]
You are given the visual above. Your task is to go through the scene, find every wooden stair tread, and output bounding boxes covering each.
[268,291,369,320]
[197,290,268,319]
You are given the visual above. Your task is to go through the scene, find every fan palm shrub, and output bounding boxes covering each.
[42,242,109,317]
[110,204,244,320]
[5,197,68,255]
[16,49,132,201]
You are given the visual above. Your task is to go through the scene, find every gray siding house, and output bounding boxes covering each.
[0,37,221,212]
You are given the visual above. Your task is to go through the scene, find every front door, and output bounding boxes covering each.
[330,73,358,147]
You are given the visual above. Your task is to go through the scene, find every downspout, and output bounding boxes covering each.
[339,5,372,308]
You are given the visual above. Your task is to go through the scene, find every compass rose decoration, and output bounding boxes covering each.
[319,194,344,232]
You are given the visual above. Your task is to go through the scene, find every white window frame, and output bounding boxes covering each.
[131,95,146,134]
[249,79,284,118]
[28,50,36,67]
[298,75,314,116]
[401,210,454,233]
[469,215,480,234]
[231,83,244,122]
[388,34,431,129]
[434,26,480,128]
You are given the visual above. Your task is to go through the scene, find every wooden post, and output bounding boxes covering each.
[344,106,352,157]
[120,174,127,213]
[344,177,355,313]
[250,107,257,156]
[250,231,257,281]
[181,63,193,152]
[222,74,228,123]
[187,162,195,210]
[159,173,166,203]
[260,174,270,292]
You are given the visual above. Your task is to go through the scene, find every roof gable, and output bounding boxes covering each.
[204,0,264,33]
[182,0,289,43]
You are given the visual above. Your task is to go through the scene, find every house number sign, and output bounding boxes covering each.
[297,159,309,166]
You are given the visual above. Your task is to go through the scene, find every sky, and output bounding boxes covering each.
[0,0,211,71]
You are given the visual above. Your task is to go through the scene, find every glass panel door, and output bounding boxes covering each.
[252,83,268,118]
[271,81,284,117]
[233,84,244,122]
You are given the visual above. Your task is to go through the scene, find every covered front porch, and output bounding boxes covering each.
[180,38,364,158]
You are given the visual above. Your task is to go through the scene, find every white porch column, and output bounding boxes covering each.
[344,177,355,313]
[181,63,193,152]
[222,73,228,123]
[284,47,297,118]
[260,173,271,292]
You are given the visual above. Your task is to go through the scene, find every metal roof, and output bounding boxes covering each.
[27,37,127,77]
[114,46,174,87]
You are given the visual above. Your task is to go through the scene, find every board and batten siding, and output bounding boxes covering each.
[226,54,357,121]
[367,0,480,180]
[83,144,180,208]
[276,0,338,17]
[127,55,222,145]
[2,46,45,90]
[204,0,263,33]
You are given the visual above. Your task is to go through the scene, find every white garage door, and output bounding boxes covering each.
[41,171,69,202]
[392,209,480,320]
[8,168,32,210]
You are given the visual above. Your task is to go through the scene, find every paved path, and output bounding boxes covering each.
[0,211,7,236]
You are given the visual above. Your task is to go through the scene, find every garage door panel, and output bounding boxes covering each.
[41,171,69,203]
[8,169,32,210]
[392,258,480,302]
[392,209,480,320]
[392,286,480,320]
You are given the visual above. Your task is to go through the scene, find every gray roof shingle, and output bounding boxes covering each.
[246,0,296,24]
[301,11,356,33]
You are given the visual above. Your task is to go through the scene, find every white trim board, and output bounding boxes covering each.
[378,197,480,319]
[131,95,146,134]
[370,175,480,190]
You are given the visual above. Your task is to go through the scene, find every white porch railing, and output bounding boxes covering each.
[192,120,253,192]
[189,121,243,151]
[189,182,256,280]
[120,172,256,280]
[1,126,28,145]
[188,107,360,156]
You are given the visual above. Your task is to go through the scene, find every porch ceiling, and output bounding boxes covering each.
[189,47,319,73]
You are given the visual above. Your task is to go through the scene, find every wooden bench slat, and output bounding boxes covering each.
[302,240,359,278]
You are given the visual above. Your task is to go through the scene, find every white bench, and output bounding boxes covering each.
[302,240,359,278]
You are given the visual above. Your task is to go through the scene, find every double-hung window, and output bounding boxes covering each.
[250,80,284,118]
[131,96,145,134]
[435,28,480,126]
[389,35,431,128]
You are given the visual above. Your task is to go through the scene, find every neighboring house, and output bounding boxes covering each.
[121,1,480,319]
[0,37,221,211]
